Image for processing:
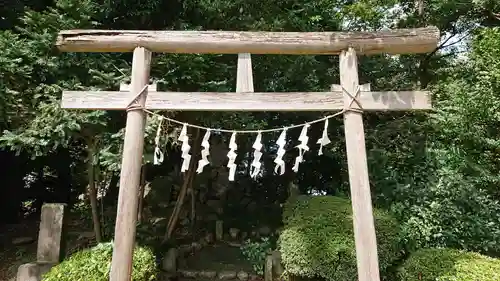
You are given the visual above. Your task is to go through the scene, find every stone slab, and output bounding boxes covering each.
[16,262,54,281]
[36,203,66,263]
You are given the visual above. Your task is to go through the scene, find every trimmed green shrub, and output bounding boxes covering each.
[42,242,158,281]
[278,196,401,281]
[399,248,500,281]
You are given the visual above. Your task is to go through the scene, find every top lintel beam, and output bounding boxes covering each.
[55,27,440,55]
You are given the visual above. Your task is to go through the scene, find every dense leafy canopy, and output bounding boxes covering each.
[376,27,500,255]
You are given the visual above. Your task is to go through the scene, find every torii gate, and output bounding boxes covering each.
[56,27,439,281]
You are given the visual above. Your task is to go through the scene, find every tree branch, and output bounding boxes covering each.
[424,26,458,61]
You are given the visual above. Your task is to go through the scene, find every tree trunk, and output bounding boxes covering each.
[164,128,201,241]
[86,139,102,243]
[190,180,196,237]
[103,172,120,205]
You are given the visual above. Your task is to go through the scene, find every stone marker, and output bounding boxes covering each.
[271,250,284,278]
[215,220,223,241]
[264,254,273,281]
[37,204,66,263]
[162,248,177,272]
[16,203,66,281]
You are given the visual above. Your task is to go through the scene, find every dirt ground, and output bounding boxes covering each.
[0,220,39,281]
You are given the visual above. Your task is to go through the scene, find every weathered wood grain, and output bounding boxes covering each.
[237,53,254,92]
[56,27,440,55]
[109,47,152,281]
[61,90,431,111]
[340,48,381,281]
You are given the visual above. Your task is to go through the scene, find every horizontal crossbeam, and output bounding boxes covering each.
[61,90,431,111]
[56,27,439,55]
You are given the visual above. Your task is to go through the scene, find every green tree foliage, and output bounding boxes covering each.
[369,27,500,256]
[0,0,126,156]
[278,196,401,281]
[42,242,157,281]
[398,248,500,281]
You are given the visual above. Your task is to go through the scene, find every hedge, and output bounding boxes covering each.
[42,242,158,281]
[399,248,500,281]
[278,195,401,281]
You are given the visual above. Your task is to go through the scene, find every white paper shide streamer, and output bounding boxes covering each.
[178,124,191,172]
[292,124,310,172]
[153,116,164,165]
[196,130,211,174]
[317,119,331,155]
[250,132,263,179]
[274,129,287,175]
[227,132,238,181]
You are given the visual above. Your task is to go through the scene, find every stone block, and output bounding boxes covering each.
[271,250,284,278]
[264,254,273,281]
[237,271,249,281]
[16,262,54,281]
[215,220,223,241]
[36,203,66,263]
[218,271,237,280]
[161,248,177,272]
[199,270,217,278]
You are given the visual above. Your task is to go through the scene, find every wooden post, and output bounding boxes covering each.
[109,47,152,281]
[339,47,381,281]
[236,53,254,92]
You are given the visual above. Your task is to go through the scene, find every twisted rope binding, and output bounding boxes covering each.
[341,85,364,114]
[126,84,149,112]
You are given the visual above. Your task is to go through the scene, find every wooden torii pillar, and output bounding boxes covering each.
[56,27,439,281]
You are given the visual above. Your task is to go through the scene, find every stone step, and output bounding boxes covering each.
[158,269,261,281]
